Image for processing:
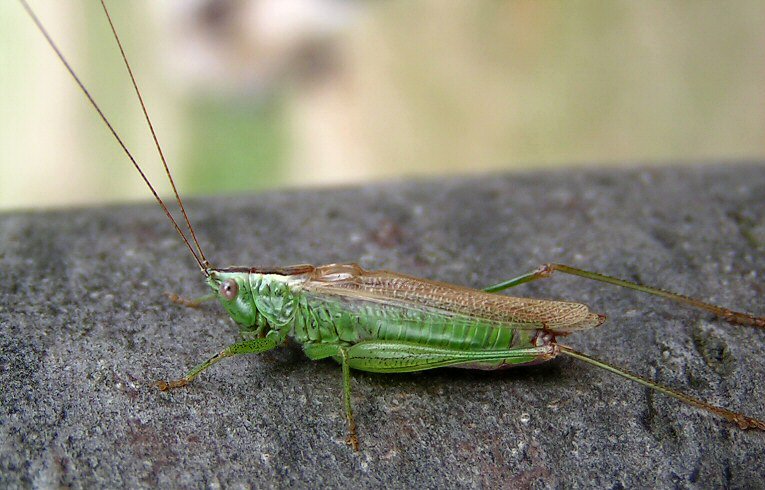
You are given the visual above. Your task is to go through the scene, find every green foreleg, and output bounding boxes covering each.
[156,337,278,390]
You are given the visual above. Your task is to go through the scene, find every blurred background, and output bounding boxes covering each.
[1,0,764,210]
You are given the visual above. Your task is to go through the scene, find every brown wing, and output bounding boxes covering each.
[299,263,603,333]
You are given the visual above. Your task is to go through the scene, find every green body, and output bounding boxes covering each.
[163,261,605,448]
[208,263,603,374]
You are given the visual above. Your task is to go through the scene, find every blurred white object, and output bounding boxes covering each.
[152,0,360,95]
[150,1,765,191]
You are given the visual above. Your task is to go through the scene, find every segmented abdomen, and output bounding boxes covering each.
[292,293,538,351]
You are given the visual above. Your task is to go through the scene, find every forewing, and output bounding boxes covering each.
[300,264,597,331]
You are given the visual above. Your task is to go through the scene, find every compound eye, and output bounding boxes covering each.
[220,279,239,300]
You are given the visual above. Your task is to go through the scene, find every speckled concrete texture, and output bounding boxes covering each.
[1,164,764,488]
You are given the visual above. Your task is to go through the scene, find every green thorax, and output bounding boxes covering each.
[207,268,308,344]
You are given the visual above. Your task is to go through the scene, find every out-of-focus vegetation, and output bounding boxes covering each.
[1,1,764,210]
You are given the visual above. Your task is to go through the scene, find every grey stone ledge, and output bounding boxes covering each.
[1,163,764,488]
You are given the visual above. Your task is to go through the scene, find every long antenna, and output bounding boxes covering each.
[98,0,210,269]
[19,0,208,275]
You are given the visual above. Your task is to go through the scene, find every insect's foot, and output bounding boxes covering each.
[154,378,190,391]
[734,413,765,431]
[345,433,360,451]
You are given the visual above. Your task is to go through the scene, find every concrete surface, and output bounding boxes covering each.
[1,164,764,488]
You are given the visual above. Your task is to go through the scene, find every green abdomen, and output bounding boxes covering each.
[291,294,537,351]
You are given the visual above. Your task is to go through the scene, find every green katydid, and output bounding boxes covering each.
[22,0,764,451]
